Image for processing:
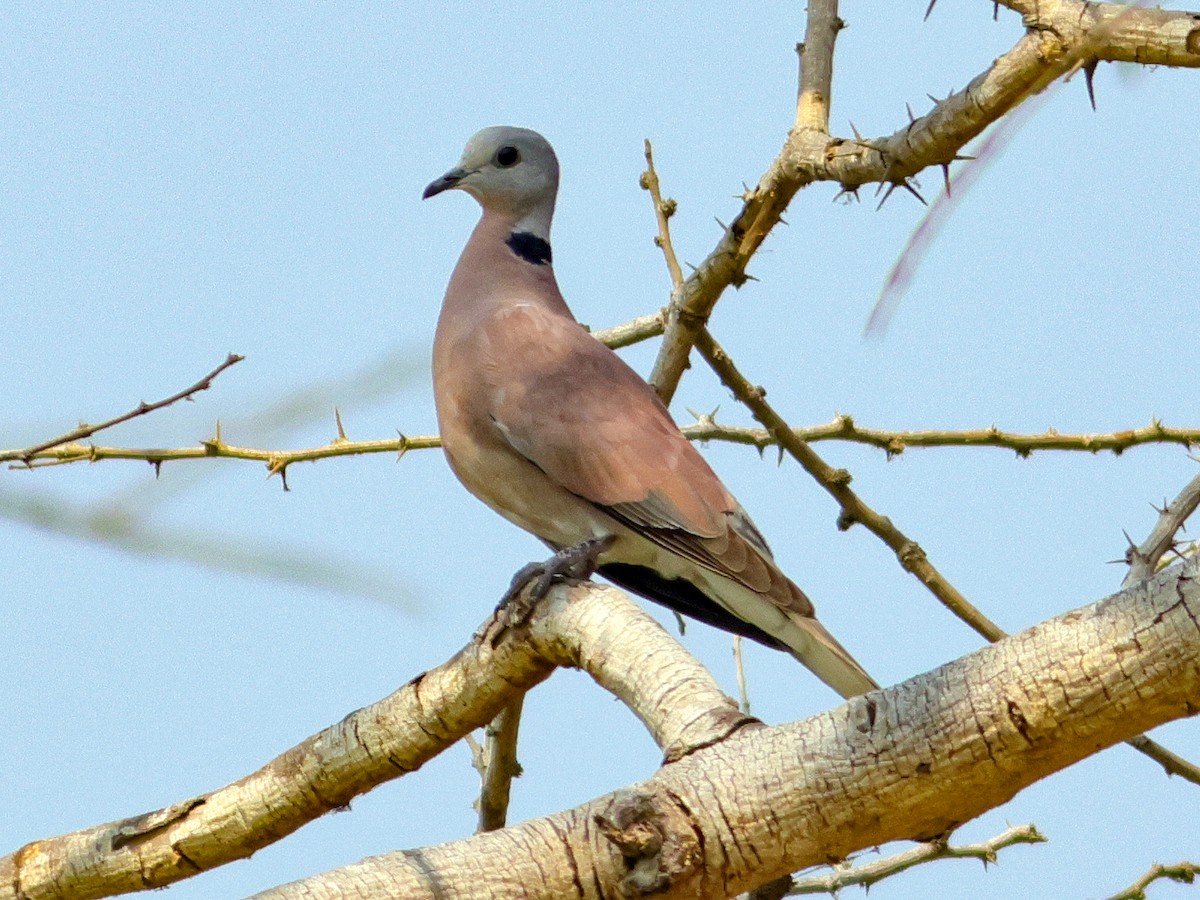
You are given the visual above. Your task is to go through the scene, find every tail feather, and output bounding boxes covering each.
[783,613,878,699]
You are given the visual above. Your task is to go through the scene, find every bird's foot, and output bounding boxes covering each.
[498,536,616,622]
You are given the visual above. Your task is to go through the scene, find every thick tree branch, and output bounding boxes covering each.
[0,584,748,900]
[250,559,1200,899]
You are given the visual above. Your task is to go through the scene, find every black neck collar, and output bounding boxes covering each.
[506,231,552,266]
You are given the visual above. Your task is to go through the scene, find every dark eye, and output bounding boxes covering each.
[495,146,520,168]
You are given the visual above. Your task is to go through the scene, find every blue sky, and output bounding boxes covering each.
[2,4,1197,898]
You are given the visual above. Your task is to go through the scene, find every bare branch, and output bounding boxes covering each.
[640,140,685,293]
[794,0,841,133]
[1123,469,1200,588]
[15,416,1199,473]
[788,824,1047,894]
[694,327,1005,642]
[1104,860,1200,900]
[3,353,243,465]
[0,583,747,900]
[645,0,1200,402]
[476,698,526,832]
[682,415,1200,457]
[693,327,1200,785]
[248,562,1200,899]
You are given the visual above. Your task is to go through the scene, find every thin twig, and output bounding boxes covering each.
[1123,469,1200,589]
[642,1,1200,403]
[590,311,666,349]
[794,0,841,133]
[788,824,1047,894]
[695,328,1005,641]
[1123,735,1200,784]
[1103,860,1199,900]
[6,353,243,464]
[476,697,525,832]
[682,414,1200,457]
[694,326,1200,786]
[640,140,685,293]
[16,416,1199,473]
[733,636,751,715]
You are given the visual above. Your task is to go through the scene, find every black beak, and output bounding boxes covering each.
[422,167,468,200]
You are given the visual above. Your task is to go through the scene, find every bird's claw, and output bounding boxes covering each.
[498,536,616,623]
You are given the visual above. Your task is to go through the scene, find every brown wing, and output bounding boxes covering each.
[482,303,813,617]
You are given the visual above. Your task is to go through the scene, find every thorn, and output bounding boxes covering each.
[953,154,976,162]
[941,163,952,196]
[778,214,788,226]
[993,1,1000,21]
[266,458,291,491]
[902,181,928,206]
[714,216,728,231]
[334,407,348,442]
[152,460,163,479]
[875,183,897,210]
[755,444,766,460]
[1083,60,1098,111]
[776,445,785,466]
[849,121,863,141]
[926,93,940,106]
[905,102,916,123]
[214,420,223,443]
[1122,529,1138,550]
[924,0,937,19]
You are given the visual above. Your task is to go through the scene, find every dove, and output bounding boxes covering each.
[424,126,876,698]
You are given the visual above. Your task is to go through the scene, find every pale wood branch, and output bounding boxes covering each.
[0,584,747,900]
[794,0,840,133]
[475,697,526,832]
[250,559,1200,899]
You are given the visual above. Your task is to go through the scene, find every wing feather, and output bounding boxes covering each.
[483,303,813,618]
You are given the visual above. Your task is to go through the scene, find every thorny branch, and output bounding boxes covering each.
[643,0,1200,404]
[788,824,1047,895]
[3,353,243,465]
[13,416,1199,475]
[1104,860,1200,900]
[1122,468,1200,589]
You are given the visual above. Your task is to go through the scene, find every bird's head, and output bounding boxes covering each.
[423,126,559,238]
